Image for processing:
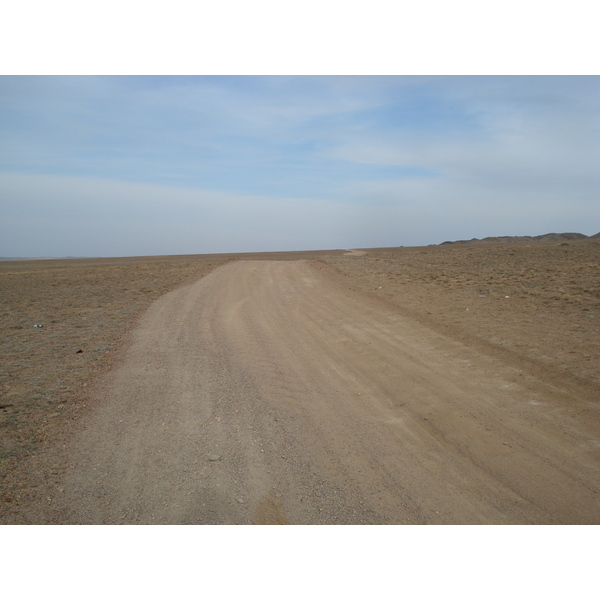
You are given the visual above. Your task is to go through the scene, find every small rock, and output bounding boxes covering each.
[236,497,245,504]
[76,349,83,353]
[208,454,221,461]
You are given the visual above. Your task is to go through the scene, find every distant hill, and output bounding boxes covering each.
[441,232,599,245]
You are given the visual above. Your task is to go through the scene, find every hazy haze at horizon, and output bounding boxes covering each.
[1,76,598,257]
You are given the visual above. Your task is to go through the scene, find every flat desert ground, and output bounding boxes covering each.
[1,241,599,524]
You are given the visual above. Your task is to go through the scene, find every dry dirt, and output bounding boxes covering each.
[1,242,598,524]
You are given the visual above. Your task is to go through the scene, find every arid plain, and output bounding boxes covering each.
[1,239,598,524]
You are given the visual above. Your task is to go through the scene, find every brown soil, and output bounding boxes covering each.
[321,242,600,393]
[0,242,598,524]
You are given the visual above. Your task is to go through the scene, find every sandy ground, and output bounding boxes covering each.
[1,243,598,524]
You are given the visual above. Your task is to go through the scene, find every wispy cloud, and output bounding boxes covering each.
[1,76,598,256]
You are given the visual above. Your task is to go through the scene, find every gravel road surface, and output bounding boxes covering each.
[54,260,599,523]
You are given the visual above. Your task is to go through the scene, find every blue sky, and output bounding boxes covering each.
[1,75,598,257]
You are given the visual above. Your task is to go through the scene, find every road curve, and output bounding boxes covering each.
[56,260,599,524]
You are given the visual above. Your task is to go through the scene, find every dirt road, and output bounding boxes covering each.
[53,260,599,524]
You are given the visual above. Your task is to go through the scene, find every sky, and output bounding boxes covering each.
[1,75,599,257]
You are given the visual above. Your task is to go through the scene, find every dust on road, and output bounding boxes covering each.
[50,260,600,523]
